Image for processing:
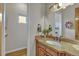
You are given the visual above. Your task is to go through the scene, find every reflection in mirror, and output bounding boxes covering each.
[46,4,63,38]
[45,3,76,40]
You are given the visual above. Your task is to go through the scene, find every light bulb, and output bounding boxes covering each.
[63,7,66,9]
[59,3,62,7]
[0,13,2,16]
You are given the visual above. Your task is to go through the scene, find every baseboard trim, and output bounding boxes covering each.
[6,47,26,54]
[6,47,27,56]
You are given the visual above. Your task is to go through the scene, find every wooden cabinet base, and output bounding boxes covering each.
[36,40,63,56]
[36,40,73,56]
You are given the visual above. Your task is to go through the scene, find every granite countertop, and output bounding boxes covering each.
[36,37,79,56]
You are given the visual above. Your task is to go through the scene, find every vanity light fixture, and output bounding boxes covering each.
[59,3,66,9]
[59,3,74,9]
[63,7,66,9]
[59,3,62,7]
[48,3,74,14]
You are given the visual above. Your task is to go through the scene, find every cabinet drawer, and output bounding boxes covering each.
[46,48,57,56]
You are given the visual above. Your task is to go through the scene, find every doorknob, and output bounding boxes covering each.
[5,33,8,37]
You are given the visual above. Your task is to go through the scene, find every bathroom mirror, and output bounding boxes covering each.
[43,3,63,37]
[44,3,76,40]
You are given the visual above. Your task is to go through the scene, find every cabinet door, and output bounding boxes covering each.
[46,48,57,56]
[38,47,45,56]
[36,41,46,56]
[45,52,53,56]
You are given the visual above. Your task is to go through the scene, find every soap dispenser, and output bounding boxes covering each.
[37,24,42,35]
[48,25,52,35]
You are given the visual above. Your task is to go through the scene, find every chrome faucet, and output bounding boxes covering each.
[54,36,62,42]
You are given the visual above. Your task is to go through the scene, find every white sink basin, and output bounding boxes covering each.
[46,40,61,48]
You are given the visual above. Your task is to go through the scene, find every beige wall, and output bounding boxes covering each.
[0,3,3,55]
[0,4,3,13]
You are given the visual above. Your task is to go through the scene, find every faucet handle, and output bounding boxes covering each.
[59,36,63,41]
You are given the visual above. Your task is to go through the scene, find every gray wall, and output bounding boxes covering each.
[62,5,75,40]
[5,3,27,52]
[27,3,45,56]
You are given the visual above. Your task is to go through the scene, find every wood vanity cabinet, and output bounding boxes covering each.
[36,40,62,56]
[45,48,58,56]
[38,43,46,56]
[36,40,46,56]
[36,40,73,56]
